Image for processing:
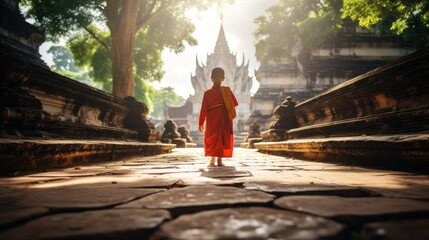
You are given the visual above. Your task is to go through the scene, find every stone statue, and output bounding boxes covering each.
[123,96,158,142]
[162,120,181,139]
[260,96,298,141]
[161,120,186,147]
[269,96,298,130]
[178,126,193,143]
[245,121,261,142]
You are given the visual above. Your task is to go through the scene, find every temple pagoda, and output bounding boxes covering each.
[186,24,253,133]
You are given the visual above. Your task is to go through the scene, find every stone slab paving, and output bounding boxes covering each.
[2,187,164,210]
[275,196,429,222]
[151,207,344,240]
[117,185,274,216]
[199,166,252,178]
[362,219,429,240]
[244,181,372,197]
[0,207,49,230]
[1,148,429,239]
[0,209,170,240]
[0,177,68,188]
[26,175,180,189]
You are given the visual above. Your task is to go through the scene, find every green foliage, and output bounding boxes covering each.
[21,0,105,42]
[23,0,229,104]
[342,0,429,45]
[48,46,78,72]
[254,0,429,63]
[150,87,185,120]
[48,45,98,88]
[254,0,343,62]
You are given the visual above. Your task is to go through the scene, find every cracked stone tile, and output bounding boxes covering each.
[0,207,49,230]
[362,219,429,240]
[117,185,274,216]
[0,209,170,240]
[367,186,429,200]
[199,166,252,178]
[136,168,201,175]
[244,182,371,197]
[151,207,344,240]
[0,177,69,187]
[27,176,180,189]
[2,188,164,210]
[28,170,109,178]
[275,196,429,222]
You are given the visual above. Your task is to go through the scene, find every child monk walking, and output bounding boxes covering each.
[199,67,238,166]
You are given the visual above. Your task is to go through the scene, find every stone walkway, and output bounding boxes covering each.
[1,148,429,239]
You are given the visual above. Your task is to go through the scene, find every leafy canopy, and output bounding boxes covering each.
[48,45,97,88]
[22,0,231,105]
[254,0,344,62]
[341,0,429,44]
[254,0,429,63]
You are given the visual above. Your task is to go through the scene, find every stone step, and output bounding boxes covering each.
[255,134,429,172]
[0,139,175,172]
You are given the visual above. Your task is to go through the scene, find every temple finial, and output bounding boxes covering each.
[217,0,224,22]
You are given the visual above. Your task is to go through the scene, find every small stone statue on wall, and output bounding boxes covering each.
[162,120,181,139]
[269,96,298,130]
[123,96,158,142]
[244,121,261,142]
[178,126,193,143]
[261,96,298,142]
[161,120,186,147]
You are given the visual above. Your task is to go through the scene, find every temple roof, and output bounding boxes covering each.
[167,100,193,119]
[190,24,253,99]
[213,24,230,55]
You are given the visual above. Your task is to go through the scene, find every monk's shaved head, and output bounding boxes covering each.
[211,67,225,80]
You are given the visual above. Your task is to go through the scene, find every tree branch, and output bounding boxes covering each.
[317,0,327,11]
[82,25,110,50]
[136,1,167,31]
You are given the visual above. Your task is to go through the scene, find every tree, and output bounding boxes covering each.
[254,0,343,62]
[48,45,98,88]
[341,0,429,47]
[48,46,78,72]
[23,0,230,98]
[254,0,429,63]
[150,87,185,120]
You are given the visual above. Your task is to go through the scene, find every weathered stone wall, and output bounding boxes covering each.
[256,48,429,171]
[290,48,429,139]
[1,58,138,140]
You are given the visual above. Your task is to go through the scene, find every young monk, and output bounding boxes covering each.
[199,67,238,166]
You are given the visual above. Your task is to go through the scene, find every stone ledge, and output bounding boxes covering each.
[254,134,429,172]
[0,139,175,172]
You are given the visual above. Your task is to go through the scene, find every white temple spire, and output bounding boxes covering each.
[214,23,230,54]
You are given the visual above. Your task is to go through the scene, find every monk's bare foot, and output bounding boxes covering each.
[217,157,224,166]
[209,157,215,166]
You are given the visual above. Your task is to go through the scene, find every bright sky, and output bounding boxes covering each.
[154,0,276,98]
[39,0,277,98]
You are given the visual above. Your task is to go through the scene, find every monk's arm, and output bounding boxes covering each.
[199,92,208,132]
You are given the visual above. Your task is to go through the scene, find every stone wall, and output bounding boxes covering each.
[291,48,429,138]
[256,47,429,171]
[1,57,139,140]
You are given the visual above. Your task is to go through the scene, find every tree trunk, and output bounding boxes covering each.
[106,0,141,98]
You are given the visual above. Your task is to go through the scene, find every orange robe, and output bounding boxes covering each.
[199,85,238,157]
